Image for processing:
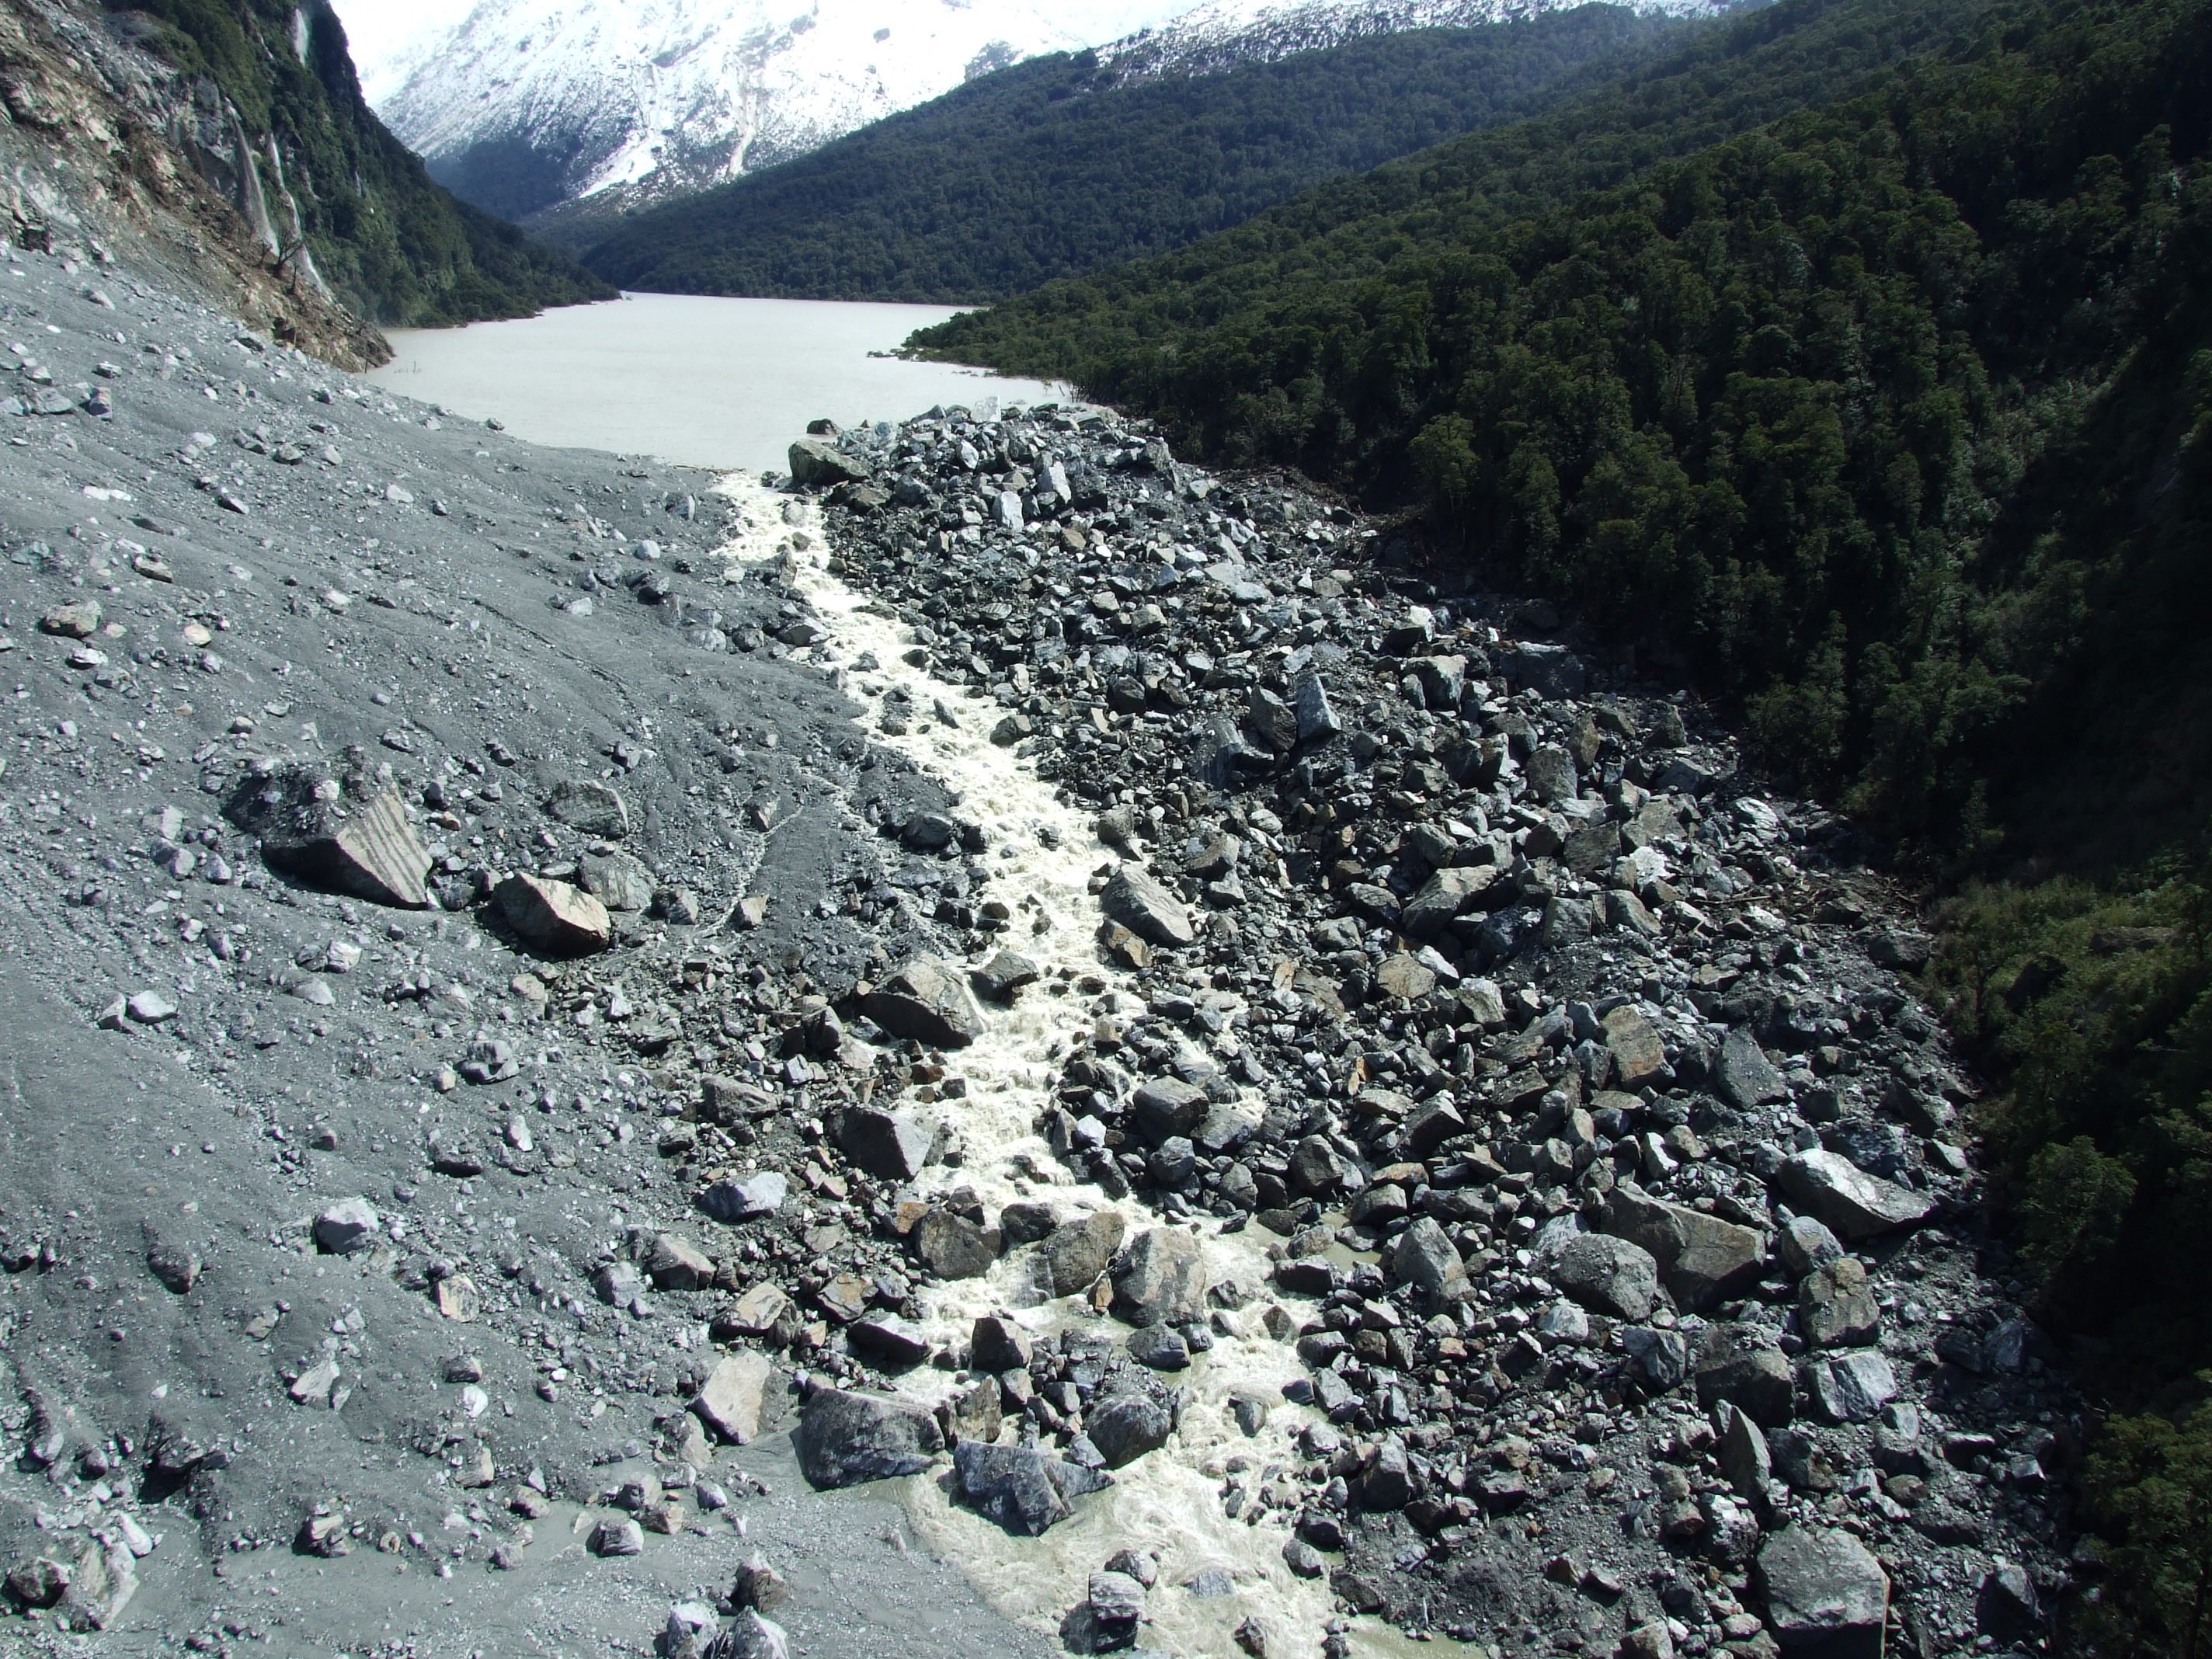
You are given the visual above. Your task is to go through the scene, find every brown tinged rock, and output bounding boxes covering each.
[911,1208,996,1280]
[692,1351,773,1445]
[494,874,611,955]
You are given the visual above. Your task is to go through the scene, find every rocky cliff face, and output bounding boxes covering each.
[0,0,385,363]
[0,0,609,363]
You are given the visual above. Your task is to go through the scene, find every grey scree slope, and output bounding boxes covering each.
[0,238,1048,1657]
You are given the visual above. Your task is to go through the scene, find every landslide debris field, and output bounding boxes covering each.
[0,231,2070,1659]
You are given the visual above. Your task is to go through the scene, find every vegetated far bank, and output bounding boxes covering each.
[578,5,1688,304]
[910,0,2212,1646]
[101,0,614,328]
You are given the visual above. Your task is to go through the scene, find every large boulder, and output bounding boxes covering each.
[1110,1228,1205,1328]
[1602,1007,1670,1087]
[224,763,432,909]
[1544,1232,1660,1321]
[1400,866,1498,937]
[795,1389,942,1489]
[494,875,612,956]
[1087,1387,1177,1469]
[1777,1150,1936,1240]
[1808,1351,1898,1424]
[1391,1216,1469,1309]
[864,958,984,1049]
[788,436,873,487]
[1100,867,1196,948]
[1602,1182,1766,1311]
[951,1440,1111,1535]
[1798,1257,1881,1347]
[1717,1028,1790,1108]
[1756,1526,1890,1659]
[910,1209,996,1280]
[1129,1078,1208,1146]
[834,1105,930,1182]
[1038,1211,1125,1297]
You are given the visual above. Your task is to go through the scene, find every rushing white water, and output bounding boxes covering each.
[710,474,1425,1659]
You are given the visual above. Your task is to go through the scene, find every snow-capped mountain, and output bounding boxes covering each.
[354,0,1200,224]
[353,0,1729,228]
[1104,0,1725,79]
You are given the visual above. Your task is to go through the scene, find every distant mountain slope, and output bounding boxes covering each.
[579,5,1688,304]
[373,0,1202,228]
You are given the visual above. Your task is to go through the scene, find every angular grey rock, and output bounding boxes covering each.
[1129,1077,1208,1145]
[494,874,613,956]
[578,849,655,912]
[1977,1562,2041,1643]
[1110,1227,1205,1327]
[795,1388,944,1489]
[788,436,873,486]
[1798,1256,1880,1348]
[1038,1210,1125,1296]
[224,765,432,909]
[1716,1400,1773,1499]
[1777,1149,1936,1240]
[970,950,1041,1000]
[951,1439,1111,1534]
[1602,1007,1669,1087]
[864,956,984,1049]
[699,1171,788,1222]
[850,1313,931,1367]
[1525,746,1578,805]
[1809,1351,1897,1424]
[1779,1215,1845,1276]
[590,1518,645,1557]
[544,778,631,838]
[970,1315,1034,1373]
[1100,865,1197,948]
[1409,654,1466,710]
[1602,1181,1765,1311]
[1718,1028,1790,1108]
[1293,670,1341,741]
[835,1104,930,1181]
[1087,1390,1175,1468]
[1756,1526,1890,1659]
[718,1609,791,1659]
[692,1352,771,1445]
[1400,865,1498,937]
[1391,1216,1469,1309]
[1696,1323,1796,1427]
[910,1209,996,1280]
[313,1198,379,1256]
[1544,1232,1660,1321]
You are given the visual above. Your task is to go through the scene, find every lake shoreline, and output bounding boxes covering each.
[370,291,1065,473]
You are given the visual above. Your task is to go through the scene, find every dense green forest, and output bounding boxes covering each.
[917,0,2212,1647]
[110,0,612,327]
[579,6,1685,304]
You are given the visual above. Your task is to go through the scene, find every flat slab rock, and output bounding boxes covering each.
[1779,1149,1936,1240]
[494,874,612,956]
[1099,865,1195,948]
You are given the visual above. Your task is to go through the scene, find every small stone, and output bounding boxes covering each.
[313,1197,379,1255]
[589,1518,645,1557]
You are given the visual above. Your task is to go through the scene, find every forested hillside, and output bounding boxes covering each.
[579,6,1685,303]
[110,0,613,326]
[917,0,2212,1647]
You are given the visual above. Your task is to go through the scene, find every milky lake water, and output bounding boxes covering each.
[370,293,1064,472]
